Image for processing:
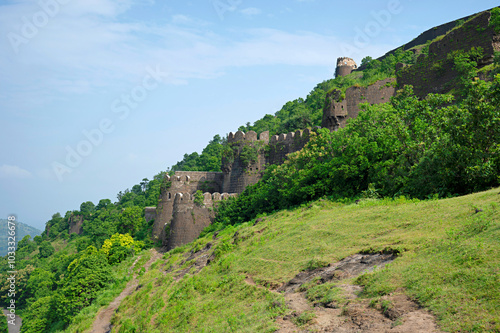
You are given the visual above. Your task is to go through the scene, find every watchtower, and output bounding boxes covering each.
[335,57,357,77]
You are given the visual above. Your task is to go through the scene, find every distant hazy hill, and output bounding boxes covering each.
[0,219,42,256]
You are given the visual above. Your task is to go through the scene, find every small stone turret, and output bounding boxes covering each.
[335,57,357,77]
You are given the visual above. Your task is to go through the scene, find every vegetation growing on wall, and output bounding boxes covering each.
[489,7,500,33]
[193,190,205,207]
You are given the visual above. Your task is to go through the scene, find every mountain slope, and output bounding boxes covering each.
[80,187,500,333]
[0,219,42,257]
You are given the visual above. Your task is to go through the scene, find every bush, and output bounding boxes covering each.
[38,241,55,259]
[101,233,143,265]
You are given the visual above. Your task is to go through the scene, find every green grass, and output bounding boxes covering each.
[109,188,500,332]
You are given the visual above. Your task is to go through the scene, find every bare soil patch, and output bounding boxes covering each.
[272,252,442,332]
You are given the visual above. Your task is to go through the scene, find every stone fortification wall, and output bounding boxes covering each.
[322,78,396,131]
[398,11,500,98]
[152,171,223,240]
[222,129,315,193]
[266,129,313,165]
[166,192,236,249]
[144,207,156,224]
[222,130,268,194]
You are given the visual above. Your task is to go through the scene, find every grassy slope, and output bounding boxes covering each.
[108,188,499,332]
[59,251,152,333]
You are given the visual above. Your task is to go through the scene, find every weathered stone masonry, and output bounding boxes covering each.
[155,8,500,250]
[322,78,396,131]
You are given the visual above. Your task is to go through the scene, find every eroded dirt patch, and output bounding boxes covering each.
[279,252,395,294]
[273,252,442,333]
[169,243,214,281]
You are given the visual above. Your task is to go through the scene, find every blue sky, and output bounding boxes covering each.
[1,0,498,230]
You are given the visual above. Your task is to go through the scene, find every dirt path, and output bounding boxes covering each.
[90,249,163,333]
[2,309,21,333]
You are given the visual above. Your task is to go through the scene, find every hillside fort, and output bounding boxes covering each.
[148,8,500,249]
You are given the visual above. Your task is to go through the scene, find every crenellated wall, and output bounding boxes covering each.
[266,129,313,165]
[222,129,317,193]
[222,130,268,194]
[152,171,224,241]
[157,128,315,248]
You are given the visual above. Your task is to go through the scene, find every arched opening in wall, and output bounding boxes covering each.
[256,167,259,171]
[168,193,172,200]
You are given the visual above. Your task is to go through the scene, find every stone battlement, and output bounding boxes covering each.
[227,130,270,144]
[228,128,314,146]
[269,128,313,145]
[173,192,237,205]
[165,171,224,183]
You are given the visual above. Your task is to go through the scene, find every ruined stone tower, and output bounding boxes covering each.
[335,57,357,77]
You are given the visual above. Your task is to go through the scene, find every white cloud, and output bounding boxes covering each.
[240,7,262,16]
[0,165,32,179]
[0,0,395,114]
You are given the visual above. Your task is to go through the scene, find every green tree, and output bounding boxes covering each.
[118,206,144,236]
[53,246,112,325]
[20,268,55,305]
[38,241,55,259]
[79,201,95,215]
[96,199,112,210]
[21,296,53,333]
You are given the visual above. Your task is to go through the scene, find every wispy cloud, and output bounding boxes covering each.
[0,0,393,115]
[240,7,262,16]
[0,165,32,179]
